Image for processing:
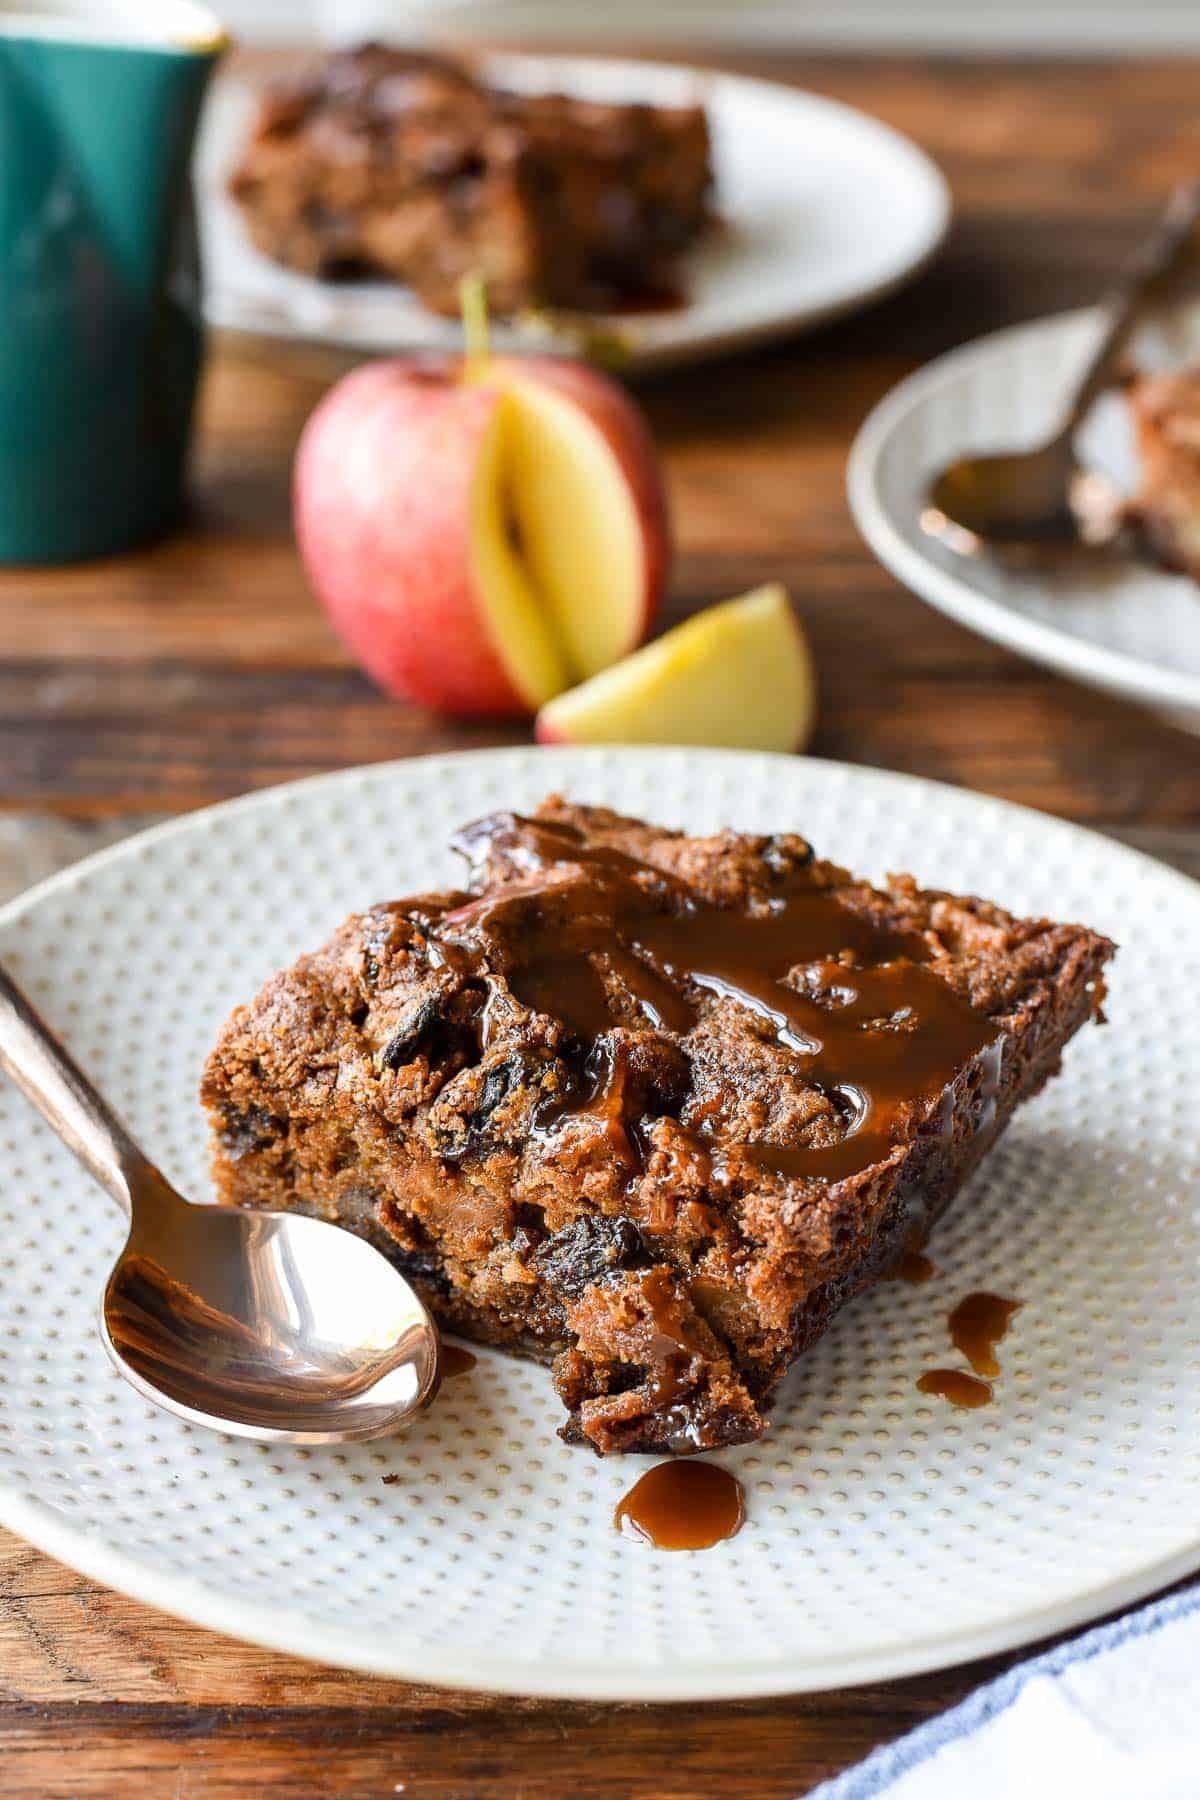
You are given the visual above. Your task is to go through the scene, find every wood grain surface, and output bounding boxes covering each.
[2,45,1199,1800]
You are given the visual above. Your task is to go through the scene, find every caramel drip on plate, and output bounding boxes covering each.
[440,1343,477,1380]
[917,1369,993,1409]
[614,1459,745,1550]
[916,1291,1020,1406]
[891,1250,936,1284]
[447,812,1002,1184]
[948,1292,1021,1378]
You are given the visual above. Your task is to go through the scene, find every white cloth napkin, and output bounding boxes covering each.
[816,1586,1200,1799]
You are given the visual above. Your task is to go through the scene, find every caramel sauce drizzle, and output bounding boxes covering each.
[446,813,1003,1185]
[614,1459,745,1550]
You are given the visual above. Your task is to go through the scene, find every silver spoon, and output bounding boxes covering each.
[924,181,1200,552]
[0,961,440,1443]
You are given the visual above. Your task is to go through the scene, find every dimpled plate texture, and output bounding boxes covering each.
[0,747,1195,1701]
[197,55,949,372]
[848,305,1200,733]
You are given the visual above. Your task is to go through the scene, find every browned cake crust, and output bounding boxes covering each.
[201,799,1113,1455]
[1126,367,1200,578]
[228,46,713,317]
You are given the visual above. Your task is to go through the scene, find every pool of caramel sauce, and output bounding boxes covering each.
[614,1460,745,1550]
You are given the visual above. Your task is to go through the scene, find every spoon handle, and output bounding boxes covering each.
[0,960,150,1212]
[1065,181,1200,431]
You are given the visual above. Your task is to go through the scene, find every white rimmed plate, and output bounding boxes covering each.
[848,305,1200,733]
[0,745,1195,1700]
[196,55,949,373]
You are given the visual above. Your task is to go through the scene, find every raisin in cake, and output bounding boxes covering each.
[202,800,1113,1455]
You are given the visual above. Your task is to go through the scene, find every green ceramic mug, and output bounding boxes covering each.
[0,2,226,563]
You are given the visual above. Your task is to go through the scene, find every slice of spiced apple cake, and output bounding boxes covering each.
[202,798,1113,1454]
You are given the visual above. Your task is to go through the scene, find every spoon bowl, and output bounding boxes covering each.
[926,441,1090,549]
[102,1172,439,1440]
[924,182,1200,554]
[0,963,442,1443]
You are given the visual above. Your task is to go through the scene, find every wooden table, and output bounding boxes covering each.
[3,48,1199,1798]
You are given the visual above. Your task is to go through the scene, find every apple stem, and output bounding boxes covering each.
[460,273,491,381]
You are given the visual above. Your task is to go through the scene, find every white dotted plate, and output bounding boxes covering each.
[0,747,1195,1701]
[848,304,1200,734]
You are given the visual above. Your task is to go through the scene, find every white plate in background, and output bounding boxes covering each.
[849,305,1200,732]
[196,54,950,372]
[0,745,1195,1698]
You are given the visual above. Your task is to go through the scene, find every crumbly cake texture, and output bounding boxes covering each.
[229,46,713,317]
[202,799,1114,1455]
[1126,367,1200,578]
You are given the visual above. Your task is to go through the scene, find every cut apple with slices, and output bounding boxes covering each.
[535,584,817,752]
[293,353,669,718]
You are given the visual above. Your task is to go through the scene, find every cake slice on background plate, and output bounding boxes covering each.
[229,45,714,317]
[1126,366,1200,578]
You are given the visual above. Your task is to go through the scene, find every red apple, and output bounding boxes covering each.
[293,353,670,717]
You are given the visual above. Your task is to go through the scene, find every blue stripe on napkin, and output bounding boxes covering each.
[815,1582,1200,1798]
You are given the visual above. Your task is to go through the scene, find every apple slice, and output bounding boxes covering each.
[536,584,817,751]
